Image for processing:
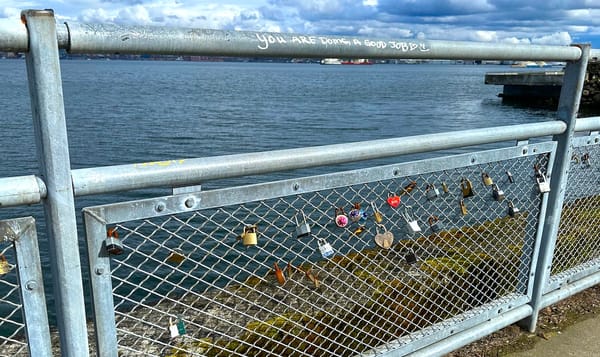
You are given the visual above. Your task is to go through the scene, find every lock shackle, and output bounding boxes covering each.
[335,207,345,216]
[402,206,416,221]
[428,215,439,226]
[492,183,500,191]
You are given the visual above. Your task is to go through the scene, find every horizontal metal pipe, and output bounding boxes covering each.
[408,305,532,357]
[0,175,46,208]
[71,121,566,196]
[540,270,600,309]
[574,116,600,132]
[65,22,582,61]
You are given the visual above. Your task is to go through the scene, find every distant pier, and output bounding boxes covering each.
[485,61,600,110]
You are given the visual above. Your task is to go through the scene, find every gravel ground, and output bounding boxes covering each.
[446,285,600,356]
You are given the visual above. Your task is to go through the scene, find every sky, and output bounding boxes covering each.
[1,0,599,48]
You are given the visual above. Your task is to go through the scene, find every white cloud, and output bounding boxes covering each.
[531,31,572,45]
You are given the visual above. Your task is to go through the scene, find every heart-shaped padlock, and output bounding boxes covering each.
[387,195,401,208]
[374,226,394,249]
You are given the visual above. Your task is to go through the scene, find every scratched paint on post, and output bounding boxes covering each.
[255,32,430,52]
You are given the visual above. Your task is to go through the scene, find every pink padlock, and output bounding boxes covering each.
[335,207,349,228]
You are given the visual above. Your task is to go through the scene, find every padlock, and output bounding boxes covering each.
[428,215,442,232]
[482,172,493,186]
[400,181,417,195]
[353,225,366,236]
[169,316,186,338]
[295,211,311,239]
[274,261,286,285]
[334,207,349,227]
[571,154,580,164]
[582,153,591,167]
[0,254,13,275]
[492,184,505,202]
[402,206,421,234]
[349,202,366,222]
[506,170,514,184]
[536,175,550,193]
[461,178,474,198]
[386,194,401,208]
[459,199,468,216]
[374,226,394,249]
[425,183,439,200]
[371,201,383,223]
[318,239,334,259]
[507,200,520,217]
[441,181,450,194]
[239,225,258,246]
[105,227,124,255]
[404,249,417,265]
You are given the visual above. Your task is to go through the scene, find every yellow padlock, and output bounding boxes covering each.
[459,199,468,216]
[239,225,258,246]
[482,172,493,186]
[0,254,12,275]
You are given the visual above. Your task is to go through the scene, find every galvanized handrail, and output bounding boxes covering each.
[2,117,600,208]
[3,14,595,61]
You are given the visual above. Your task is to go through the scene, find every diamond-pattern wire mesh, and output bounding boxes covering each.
[103,154,548,356]
[0,241,27,355]
[551,143,600,277]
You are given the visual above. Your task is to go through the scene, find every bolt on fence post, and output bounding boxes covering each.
[22,9,89,356]
[522,44,591,332]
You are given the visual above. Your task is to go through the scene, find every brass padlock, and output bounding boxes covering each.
[239,225,258,246]
[402,206,421,234]
[428,215,442,232]
[105,227,124,256]
[441,181,450,194]
[492,184,505,202]
[459,199,468,216]
[0,254,13,275]
[461,178,474,198]
[334,207,349,227]
[482,172,493,186]
[371,201,383,223]
[507,200,520,217]
[317,239,334,259]
[295,211,311,239]
[400,181,417,195]
[425,183,439,200]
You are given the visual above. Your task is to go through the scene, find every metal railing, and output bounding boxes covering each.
[1,8,600,357]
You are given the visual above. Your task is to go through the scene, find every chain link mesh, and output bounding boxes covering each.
[551,143,600,277]
[0,241,27,356]
[99,153,548,356]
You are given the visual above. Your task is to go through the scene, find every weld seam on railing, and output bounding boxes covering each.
[574,116,600,132]
[70,121,567,196]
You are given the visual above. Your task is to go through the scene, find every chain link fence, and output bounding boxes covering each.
[85,146,552,356]
[549,138,600,286]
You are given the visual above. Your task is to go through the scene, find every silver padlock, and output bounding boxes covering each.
[582,153,591,167]
[428,215,442,232]
[105,228,124,255]
[425,183,439,200]
[295,212,311,239]
[402,206,421,234]
[536,175,550,193]
[507,201,520,217]
[492,184,505,202]
[318,239,334,259]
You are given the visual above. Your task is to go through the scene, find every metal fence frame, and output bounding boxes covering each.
[0,217,52,357]
[0,7,599,356]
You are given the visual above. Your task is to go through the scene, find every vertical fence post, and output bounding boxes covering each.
[523,44,590,332]
[22,9,89,356]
